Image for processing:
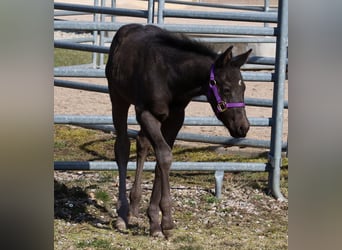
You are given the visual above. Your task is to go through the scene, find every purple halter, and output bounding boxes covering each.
[207,65,245,113]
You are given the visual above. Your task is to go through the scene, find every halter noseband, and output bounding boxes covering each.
[207,65,245,113]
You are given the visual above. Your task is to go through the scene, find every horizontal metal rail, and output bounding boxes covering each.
[194,37,277,43]
[55,37,95,44]
[191,95,288,108]
[54,79,288,108]
[54,79,108,93]
[54,40,109,53]
[54,2,148,18]
[67,124,287,150]
[54,161,268,172]
[164,0,277,12]
[54,21,277,36]
[55,36,277,45]
[163,9,278,23]
[54,67,275,81]
[54,10,90,16]
[54,114,272,127]
[54,2,277,24]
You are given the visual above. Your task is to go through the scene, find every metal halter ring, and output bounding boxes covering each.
[217,101,228,112]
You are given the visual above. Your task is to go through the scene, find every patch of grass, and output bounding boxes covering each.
[54,48,92,67]
[54,125,116,161]
[76,238,111,249]
[54,125,275,164]
[95,190,110,203]
[203,194,219,204]
[54,48,109,67]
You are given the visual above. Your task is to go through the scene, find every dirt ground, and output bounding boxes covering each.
[54,0,288,152]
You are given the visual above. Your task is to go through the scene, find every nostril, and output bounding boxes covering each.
[239,125,249,136]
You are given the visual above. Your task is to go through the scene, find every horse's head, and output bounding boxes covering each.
[207,46,252,138]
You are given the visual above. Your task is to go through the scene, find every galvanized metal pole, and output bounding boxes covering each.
[99,0,105,67]
[54,161,267,172]
[157,0,165,24]
[215,171,224,199]
[268,0,288,201]
[148,0,155,23]
[92,0,99,68]
[111,0,116,23]
[264,0,270,27]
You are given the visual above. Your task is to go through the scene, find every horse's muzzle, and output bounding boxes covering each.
[229,120,249,138]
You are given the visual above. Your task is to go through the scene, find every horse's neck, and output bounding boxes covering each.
[180,56,214,98]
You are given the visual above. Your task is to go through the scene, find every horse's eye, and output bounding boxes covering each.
[223,88,230,95]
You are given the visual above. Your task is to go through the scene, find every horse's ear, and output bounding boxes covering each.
[231,49,253,68]
[215,45,234,68]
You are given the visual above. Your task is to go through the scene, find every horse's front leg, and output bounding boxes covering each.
[149,146,174,237]
[136,109,174,237]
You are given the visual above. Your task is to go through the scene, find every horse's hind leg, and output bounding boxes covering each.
[111,94,131,231]
[129,130,151,219]
[159,110,185,237]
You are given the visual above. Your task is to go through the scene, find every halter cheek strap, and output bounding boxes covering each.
[207,65,245,113]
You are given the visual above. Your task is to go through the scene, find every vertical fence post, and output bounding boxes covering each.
[99,0,106,67]
[264,0,270,27]
[268,0,288,201]
[148,0,155,23]
[92,0,99,68]
[157,0,165,24]
[111,0,116,23]
[215,170,224,199]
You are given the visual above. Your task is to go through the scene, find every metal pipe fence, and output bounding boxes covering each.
[54,0,288,200]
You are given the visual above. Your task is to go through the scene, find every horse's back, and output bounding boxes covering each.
[106,24,164,68]
[106,24,170,105]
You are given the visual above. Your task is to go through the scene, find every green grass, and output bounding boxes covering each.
[54,48,108,67]
[54,125,275,163]
[54,48,92,67]
[76,238,111,249]
[95,190,110,203]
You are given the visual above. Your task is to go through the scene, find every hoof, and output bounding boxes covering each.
[151,230,164,238]
[129,207,139,218]
[162,229,173,239]
[161,219,175,231]
[116,217,128,233]
[127,214,139,225]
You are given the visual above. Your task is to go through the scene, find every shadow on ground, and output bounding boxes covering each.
[54,179,112,227]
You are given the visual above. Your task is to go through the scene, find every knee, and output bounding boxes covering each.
[136,133,150,155]
[156,148,172,168]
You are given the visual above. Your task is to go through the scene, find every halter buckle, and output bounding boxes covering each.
[217,101,227,112]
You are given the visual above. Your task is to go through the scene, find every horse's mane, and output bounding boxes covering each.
[154,31,216,58]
